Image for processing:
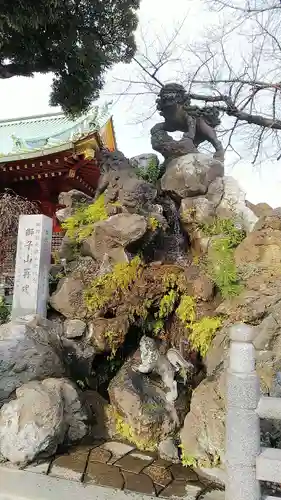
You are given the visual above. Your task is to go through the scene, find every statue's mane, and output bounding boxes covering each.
[156,83,221,128]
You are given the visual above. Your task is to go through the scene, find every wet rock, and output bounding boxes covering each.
[0,378,88,465]
[82,213,148,264]
[161,153,224,201]
[0,316,64,407]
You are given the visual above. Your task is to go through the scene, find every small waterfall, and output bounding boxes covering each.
[157,196,187,264]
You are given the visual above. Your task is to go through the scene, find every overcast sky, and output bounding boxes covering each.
[0,0,280,207]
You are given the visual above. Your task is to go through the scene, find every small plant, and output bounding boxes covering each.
[198,218,245,298]
[176,295,196,324]
[179,445,197,468]
[135,158,161,185]
[158,289,178,319]
[62,194,108,241]
[148,216,161,232]
[0,297,10,324]
[176,295,221,357]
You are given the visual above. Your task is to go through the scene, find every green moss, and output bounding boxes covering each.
[84,256,143,314]
[180,448,197,468]
[148,216,161,232]
[176,295,221,357]
[112,411,157,451]
[62,194,108,242]
[198,218,245,298]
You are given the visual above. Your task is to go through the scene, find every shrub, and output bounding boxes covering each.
[62,194,108,241]
[135,158,161,185]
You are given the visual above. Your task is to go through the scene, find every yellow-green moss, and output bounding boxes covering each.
[180,445,197,468]
[176,295,221,357]
[148,216,161,232]
[112,411,157,451]
[189,316,222,357]
[84,256,143,314]
[62,194,108,242]
[158,289,178,319]
[176,295,196,324]
[180,444,220,468]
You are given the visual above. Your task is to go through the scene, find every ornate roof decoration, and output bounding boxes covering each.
[0,104,111,162]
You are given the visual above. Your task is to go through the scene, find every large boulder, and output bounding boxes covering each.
[82,213,148,264]
[180,217,281,472]
[49,257,98,318]
[0,316,64,407]
[161,153,224,201]
[214,177,258,232]
[108,351,191,452]
[0,378,89,465]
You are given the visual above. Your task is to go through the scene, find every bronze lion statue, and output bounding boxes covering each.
[151,83,224,162]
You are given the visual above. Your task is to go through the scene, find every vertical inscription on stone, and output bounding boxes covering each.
[12,214,53,320]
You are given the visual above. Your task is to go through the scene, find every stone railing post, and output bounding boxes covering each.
[225,323,261,500]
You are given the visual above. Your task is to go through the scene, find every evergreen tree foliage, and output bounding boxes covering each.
[0,0,140,115]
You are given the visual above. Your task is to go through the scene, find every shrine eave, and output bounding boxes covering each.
[0,140,75,163]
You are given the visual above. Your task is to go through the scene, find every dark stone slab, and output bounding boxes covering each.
[115,451,154,474]
[85,462,124,489]
[169,464,198,481]
[88,446,111,464]
[153,458,172,469]
[160,479,204,498]
[122,471,156,495]
[144,464,173,487]
[159,479,187,498]
[49,451,88,481]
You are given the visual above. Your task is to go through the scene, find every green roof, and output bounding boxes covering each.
[0,107,103,162]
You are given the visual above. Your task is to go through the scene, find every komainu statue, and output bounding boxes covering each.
[151,83,224,162]
[136,335,194,403]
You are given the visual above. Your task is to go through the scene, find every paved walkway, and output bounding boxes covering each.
[0,441,224,500]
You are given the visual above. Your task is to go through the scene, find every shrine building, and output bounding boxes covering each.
[0,109,117,291]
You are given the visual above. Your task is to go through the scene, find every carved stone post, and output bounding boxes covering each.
[225,323,261,500]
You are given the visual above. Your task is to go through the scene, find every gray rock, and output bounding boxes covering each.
[82,213,148,264]
[58,190,93,209]
[0,378,88,465]
[158,437,180,463]
[0,316,64,407]
[161,153,224,201]
[64,319,86,339]
[130,153,159,170]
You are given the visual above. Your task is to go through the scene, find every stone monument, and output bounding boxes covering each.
[11,214,53,320]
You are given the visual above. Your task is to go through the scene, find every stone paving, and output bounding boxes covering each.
[21,440,224,499]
